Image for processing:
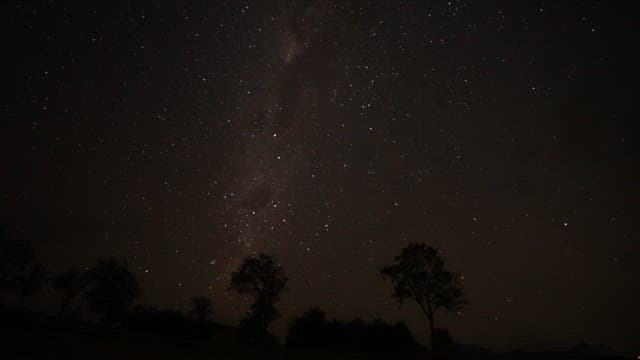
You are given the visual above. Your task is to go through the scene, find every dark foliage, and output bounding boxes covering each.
[286,308,327,347]
[229,253,288,341]
[238,316,280,345]
[123,305,201,338]
[14,262,48,304]
[81,258,140,324]
[430,328,454,354]
[0,230,34,282]
[188,296,213,323]
[52,269,85,317]
[286,308,418,351]
[0,230,47,306]
[380,242,466,345]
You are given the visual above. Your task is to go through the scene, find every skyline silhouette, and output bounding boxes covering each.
[0,233,633,359]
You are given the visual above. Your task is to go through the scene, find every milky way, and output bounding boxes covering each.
[3,0,638,352]
[222,1,332,273]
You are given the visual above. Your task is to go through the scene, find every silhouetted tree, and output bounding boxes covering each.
[286,307,327,347]
[124,305,195,337]
[380,242,466,346]
[52,269,85,317]
[189,296,213,327]
[287,309,418,351]
[14,263,48,304]
[0,229,42,306]
[82,258,140,324]
[430,328,454,354]
[229,253,288,339]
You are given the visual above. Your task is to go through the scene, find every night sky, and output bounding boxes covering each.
[3,0,638,352]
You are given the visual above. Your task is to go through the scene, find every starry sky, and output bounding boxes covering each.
[2,0,638,352]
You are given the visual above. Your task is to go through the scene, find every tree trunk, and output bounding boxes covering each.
[59,297,69,317]
[427,311,435,336]
[417,300,436,341]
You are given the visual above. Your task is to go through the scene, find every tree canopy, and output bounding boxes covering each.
[189,296,213,323]
[0,229,47,305]
[229,253,288,336]
[380,242,466,346]
[52,269,85,317]
[82,258,140,324]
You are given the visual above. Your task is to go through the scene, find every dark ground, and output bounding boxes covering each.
[1,310,633,360]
